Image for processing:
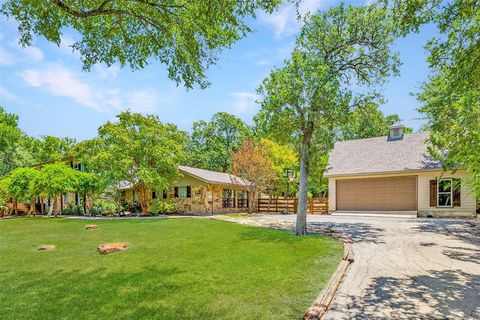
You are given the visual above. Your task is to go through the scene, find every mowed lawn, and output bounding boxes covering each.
[0,218,342,320]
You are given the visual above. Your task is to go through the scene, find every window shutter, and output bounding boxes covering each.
[429,180,437,207]
[174,187,178,198]
[453,179,461,207]
[187,186,191,198]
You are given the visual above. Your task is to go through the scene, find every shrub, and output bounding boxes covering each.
[91,199,119,215]
[62,204,84,216]
[150,199,177,214]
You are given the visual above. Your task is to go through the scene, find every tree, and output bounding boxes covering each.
[0,176,12,218]
[0,106,23,176]
[261,139,298,196]
[256,4,399,235]
[5,167,40,216]
[337,102,410,141]
[75,171,101,214]
[78,111,188,213]
[383,0,480,197]
[189,112,251,172]
[1,0,280,88]
[231,138,278,214]
[31,163,79,217]
[31,136,76,163]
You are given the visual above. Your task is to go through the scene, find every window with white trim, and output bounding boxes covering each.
[437,179,452,207]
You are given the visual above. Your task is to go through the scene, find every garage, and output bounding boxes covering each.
[336,176,417,211]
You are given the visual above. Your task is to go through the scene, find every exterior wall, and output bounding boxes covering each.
[120,173,251,214]
[417,170,476,217]
[328,170,476,217]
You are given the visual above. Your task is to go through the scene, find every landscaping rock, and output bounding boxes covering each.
[97,242,128,255]
[85,224,98,230]
[37,245,56,251]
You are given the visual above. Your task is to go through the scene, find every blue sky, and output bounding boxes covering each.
[0,0,436,141]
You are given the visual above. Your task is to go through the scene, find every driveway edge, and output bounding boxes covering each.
[210,216,355,320]
[303,237,354,320]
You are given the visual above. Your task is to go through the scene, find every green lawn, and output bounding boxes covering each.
[0,218,342,320]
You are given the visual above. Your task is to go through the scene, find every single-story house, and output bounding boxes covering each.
[325,125,477,217]
[120,165,252,214]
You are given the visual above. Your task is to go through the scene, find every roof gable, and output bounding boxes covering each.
[325,131,442,177]
[178,166,248,186]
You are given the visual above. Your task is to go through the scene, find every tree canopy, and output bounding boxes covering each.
[189,112,251,173]
[383,0,480,197]
[257,4,400,234]
[1,0,280,88]
[77,111,188,212]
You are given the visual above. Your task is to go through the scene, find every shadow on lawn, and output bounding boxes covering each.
[0,266,217,320]
[343,269,480,319]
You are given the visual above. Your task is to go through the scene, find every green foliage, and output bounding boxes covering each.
[31,163,78,199]
[1,0,280,88]
[61,203,84,216]
[0,106,27,176]
[261,139,298,195]
[30,136,76,164]
[337,102,411,140]
[78,111,188,212]
[0,176,12,206]
[5,167,39,203]
[91,198,118,215]
[149,199,177,215]
[189,112,251,172]
[256,4,400,234]
[385,0,480,196]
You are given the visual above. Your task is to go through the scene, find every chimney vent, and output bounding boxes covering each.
[388,124,404,141]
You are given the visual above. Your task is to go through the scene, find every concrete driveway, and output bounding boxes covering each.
[256,215,480,319]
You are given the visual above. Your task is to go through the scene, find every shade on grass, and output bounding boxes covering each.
[0,218,342,319]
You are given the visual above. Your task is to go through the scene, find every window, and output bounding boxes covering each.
[162,189,168,199]
[437,179,452,207]
[223,189,235,208]
[175,186,191,198]
[63,194,69,203]
[237,191,248,208]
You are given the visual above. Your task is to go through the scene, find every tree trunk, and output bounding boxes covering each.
[40,197,45,215]
[247,188,255,215]
[28,197,36,217]
[137,184,148,213]
[14,200,18,216]
[295,125,313,235]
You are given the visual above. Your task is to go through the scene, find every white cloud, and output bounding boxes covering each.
[20,64,100,110]
[22,46,43,61]
[127,89,158,113]
[0,47,14,65]
[0,85,23,104]
[259,0,332,38]
[256,59,271,66]
[230,92,258,114]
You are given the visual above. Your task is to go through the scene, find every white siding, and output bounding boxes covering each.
[417,170,476,217]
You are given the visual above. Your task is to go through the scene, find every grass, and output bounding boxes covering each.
[0,218,342,320]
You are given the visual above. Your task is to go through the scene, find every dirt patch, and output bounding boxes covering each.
[97,242,128,255]
[85,224,98,230]
[37,245,56,251]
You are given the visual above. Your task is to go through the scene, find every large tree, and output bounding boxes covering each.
[384,0,480,197]
[0,106,27,176]
[77,111,188,213]
[1,0,280,88]
[257,4,400,235]
[5,167,40,216]
[189,112,250,173]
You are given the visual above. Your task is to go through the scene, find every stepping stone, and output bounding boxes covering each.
[37,245,55,251]
[97,242,128,255]
[85,224,98,230]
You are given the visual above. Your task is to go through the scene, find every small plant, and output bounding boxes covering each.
[61,204,84,216]
[91,199,119,215]
[89,206,102,216]
[149,199,177,215]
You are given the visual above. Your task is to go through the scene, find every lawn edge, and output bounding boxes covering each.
[210,216,355,320]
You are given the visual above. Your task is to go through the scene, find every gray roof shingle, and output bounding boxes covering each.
[325,131,441,177]
[179,166,248,186]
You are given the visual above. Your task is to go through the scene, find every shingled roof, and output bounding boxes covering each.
[325,131,442,177]
[179,166,249,186]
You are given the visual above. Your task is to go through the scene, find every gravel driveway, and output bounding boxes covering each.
[255,215,480,319]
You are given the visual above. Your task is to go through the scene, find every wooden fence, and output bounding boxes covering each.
[257,197,328,214]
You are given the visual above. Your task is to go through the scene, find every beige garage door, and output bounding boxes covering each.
[336,176,417,211]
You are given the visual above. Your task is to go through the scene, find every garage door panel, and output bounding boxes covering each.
[336,176,417,211]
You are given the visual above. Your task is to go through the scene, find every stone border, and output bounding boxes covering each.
[211,216,354,320]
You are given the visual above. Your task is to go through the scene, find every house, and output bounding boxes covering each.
[119,165,251,214]
[325,125,477,217]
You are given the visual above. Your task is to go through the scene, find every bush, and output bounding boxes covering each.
[90,199,119,216]
[62,204,84,216]
[150,199,177,215]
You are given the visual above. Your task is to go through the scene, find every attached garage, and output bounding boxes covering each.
[336,176,417,211]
